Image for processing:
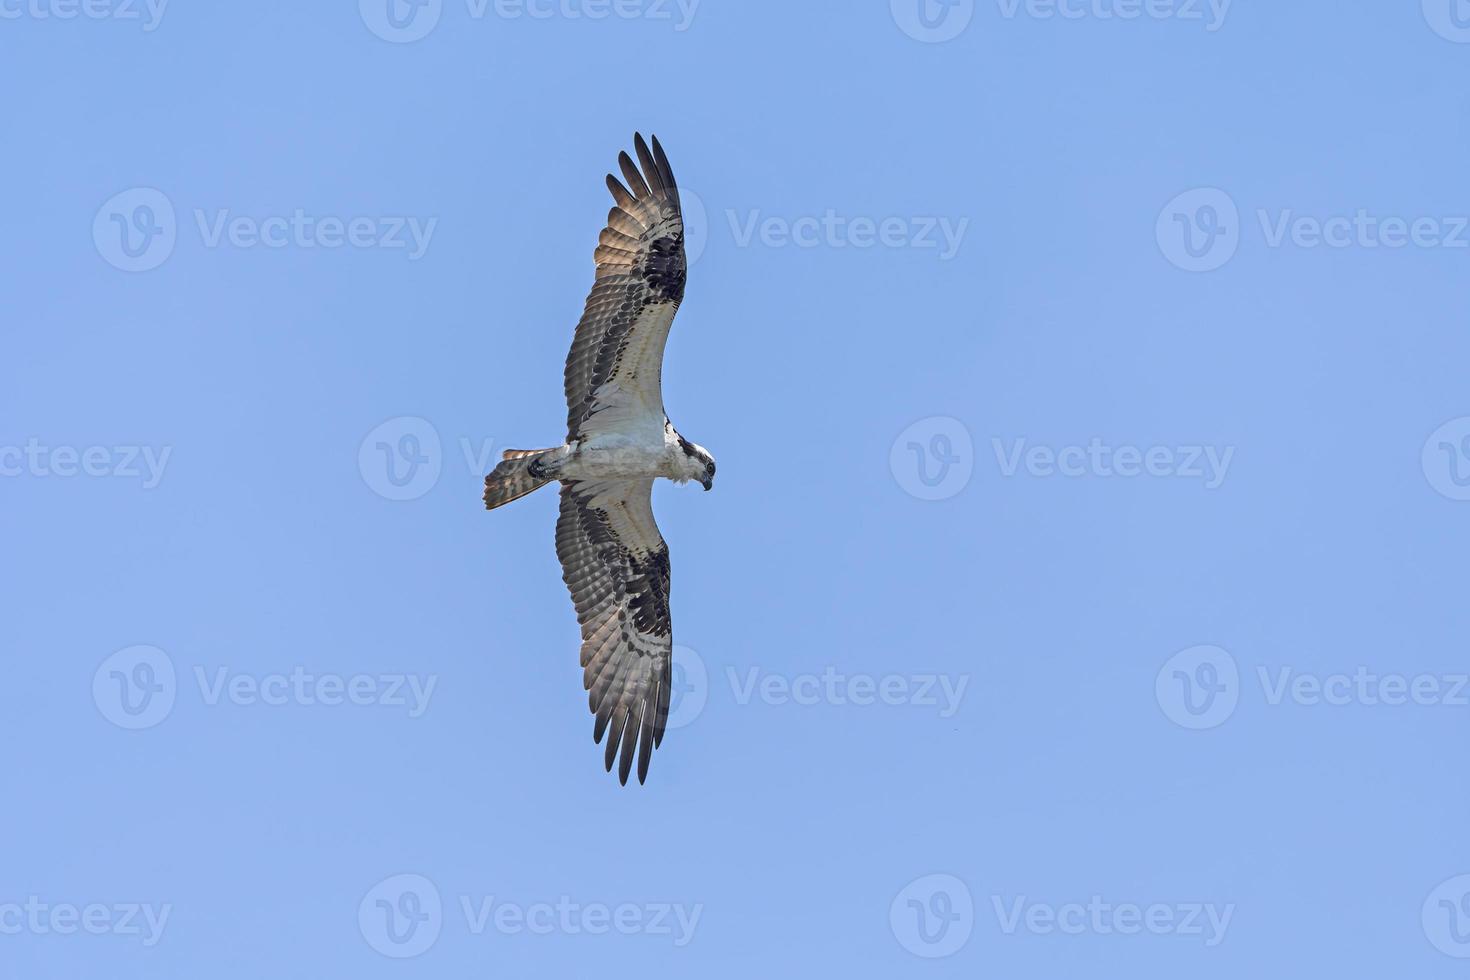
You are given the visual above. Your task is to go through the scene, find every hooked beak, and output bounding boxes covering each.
[700,477,713,491]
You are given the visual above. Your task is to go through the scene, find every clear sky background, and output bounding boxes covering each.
[3,1,1470,976]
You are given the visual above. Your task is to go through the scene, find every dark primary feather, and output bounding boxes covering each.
[633,134,666,197]
[563,133,687,439]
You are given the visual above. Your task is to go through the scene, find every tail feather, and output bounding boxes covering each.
[484,448,557,510]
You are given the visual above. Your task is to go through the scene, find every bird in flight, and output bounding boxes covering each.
[483,133,714,785]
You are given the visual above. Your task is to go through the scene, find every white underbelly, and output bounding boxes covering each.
[561,440,669,480]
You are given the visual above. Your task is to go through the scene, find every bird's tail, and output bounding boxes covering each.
[484,448,559,511]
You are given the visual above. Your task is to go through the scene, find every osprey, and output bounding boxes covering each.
[483,133,714,785]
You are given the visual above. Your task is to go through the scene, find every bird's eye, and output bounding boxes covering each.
[706,462,715,474]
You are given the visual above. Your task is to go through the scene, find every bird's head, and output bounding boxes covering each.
[677,438,716,491]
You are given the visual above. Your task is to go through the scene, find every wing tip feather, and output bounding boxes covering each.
[605,173,636,208]
[617,151,651,199]
[649,134,677,194]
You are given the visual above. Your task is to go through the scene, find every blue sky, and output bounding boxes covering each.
[3,1,1470,976]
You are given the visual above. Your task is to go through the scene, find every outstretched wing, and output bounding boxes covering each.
[555,478,673,785]
[564,133,687,440]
